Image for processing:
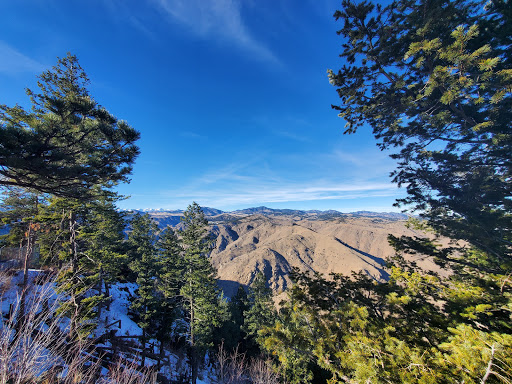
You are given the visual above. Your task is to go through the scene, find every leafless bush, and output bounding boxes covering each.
[215,342,280,384]
[0,271,13,296]
[248,358,280,384]
[0,281,78,384]
[99,358,157,384]
[215,341,248,384]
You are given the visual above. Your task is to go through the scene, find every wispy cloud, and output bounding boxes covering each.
[101,0,159,41]
[179,183,399,209]
[122,147,403,211]
[155,0,280,65]
[180,131,208,140]
[0,41,44,74]
[143,170,400,210]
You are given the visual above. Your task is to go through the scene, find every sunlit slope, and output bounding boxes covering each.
[148,210,442,297]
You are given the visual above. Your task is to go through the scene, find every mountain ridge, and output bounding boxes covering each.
[132,206,409,221]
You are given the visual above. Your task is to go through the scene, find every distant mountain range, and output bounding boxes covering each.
[133,206,409,221]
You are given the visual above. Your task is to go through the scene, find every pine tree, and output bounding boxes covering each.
[0,53,140,199]
[34,192,130,338]
[179,202,226,384]
[158,226,185,301]
[244,272,276,347]
[328,0,511,264]
[0,188,41,249]
[36,196,99,337]
[0,188,43,335]
[226,285,250,352]
[156,226,185,361]
[127,212,161,367]
[79,191,131,321]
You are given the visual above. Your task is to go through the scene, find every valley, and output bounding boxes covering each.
[146,207,440,298]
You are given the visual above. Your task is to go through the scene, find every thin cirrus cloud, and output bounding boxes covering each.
[154,0,280,65]
[0,41,45,74]
[147,179,400,210]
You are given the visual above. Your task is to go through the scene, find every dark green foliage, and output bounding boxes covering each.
[81,192,131,284]
[213,284,251,355]
[244,272,277,343]
[155,226,185,344]
[128,213,161,333]
[158,226,185,299]
[34,193,130,337]
[231,285,249,328]
[263,266,512,383]
[227,285,249,349]
[0,53,140,199]
[328,0,511,265]
[179,202,228,384]
[0,188,41,249]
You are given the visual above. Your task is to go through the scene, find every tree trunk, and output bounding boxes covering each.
[68,210,80,338]
[105,280,111,310]
[16,223,34,335]
[190,298,198,384]
[141,325,147,368]
[157,339,165,371]
[97,266,103,323]
[69,211,78,274]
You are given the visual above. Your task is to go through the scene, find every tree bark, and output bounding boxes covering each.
[190,297,197,384]
[15,223,34,335]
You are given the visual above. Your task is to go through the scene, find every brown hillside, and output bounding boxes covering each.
[208,214,441,297]
[148,211,443,297]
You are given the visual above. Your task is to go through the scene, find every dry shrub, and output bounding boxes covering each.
[215,342,280,384]
[216,341,248,384]
[99,358,156,384]
[248,358,280,384]
[0,270,13,296]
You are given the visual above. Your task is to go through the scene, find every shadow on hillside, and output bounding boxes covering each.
[334,237,390,280]
[217,279,247,298]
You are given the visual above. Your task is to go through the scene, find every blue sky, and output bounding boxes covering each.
[0,0,405,212]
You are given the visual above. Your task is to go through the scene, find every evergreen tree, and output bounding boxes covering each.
[156,226,186,360]
[36,196,99,336]
[244,272,277,347]
[128,212,161,367]
[0,188,44,334]
[158,226,185,300]
[328,0,511,264]
[0,188,41,249]
[213,284,250,355]
[79,191,131,321]
[227,285,249,351]
[179,202,226,384]
[35,192,130,337]
[0,53,140,199]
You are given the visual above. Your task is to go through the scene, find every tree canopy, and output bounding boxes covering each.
[0,53,140,199]
[328,0,511,265]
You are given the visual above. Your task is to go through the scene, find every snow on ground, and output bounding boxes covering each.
[0,269,58,318]
[0,269,218,383]
[96,282,142,338]
[0,270,143,340]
